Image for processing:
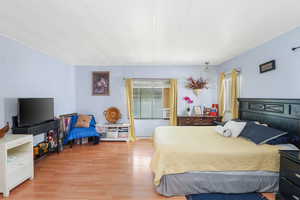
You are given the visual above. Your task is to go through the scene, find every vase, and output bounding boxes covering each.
[193,89,202,96]
[186,107,192,116]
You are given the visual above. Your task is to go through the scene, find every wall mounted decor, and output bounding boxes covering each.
[186,77,208,96]
[92,71,110,96]
[103,107,121,124]
[259,60,276,73]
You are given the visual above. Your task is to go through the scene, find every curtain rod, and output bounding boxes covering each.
[224,69,241,75]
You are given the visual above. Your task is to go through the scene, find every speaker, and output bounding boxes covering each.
[12,116,18,128]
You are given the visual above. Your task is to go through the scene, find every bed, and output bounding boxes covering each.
[151,98,300,196]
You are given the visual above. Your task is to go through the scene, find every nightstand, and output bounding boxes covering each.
[276,150,300,200]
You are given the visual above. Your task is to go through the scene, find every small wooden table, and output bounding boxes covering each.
[177,115,222,126]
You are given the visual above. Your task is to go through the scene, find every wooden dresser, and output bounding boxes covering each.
[177,115,222,126]
[276,150,300,200]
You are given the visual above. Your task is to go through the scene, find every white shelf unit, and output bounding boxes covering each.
[96,123,130,142]
[0,134,34,197]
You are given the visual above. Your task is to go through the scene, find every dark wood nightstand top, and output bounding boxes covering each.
[280,150,300,164]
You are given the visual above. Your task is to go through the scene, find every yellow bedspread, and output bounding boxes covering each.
[150,126,281,186]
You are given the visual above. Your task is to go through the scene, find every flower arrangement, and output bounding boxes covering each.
[186,77,208,89]
[183,96,193,115]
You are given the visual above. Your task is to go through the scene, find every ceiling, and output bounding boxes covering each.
[1,0,300,66]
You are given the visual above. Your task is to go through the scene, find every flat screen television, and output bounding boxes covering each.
[18,98,54,127]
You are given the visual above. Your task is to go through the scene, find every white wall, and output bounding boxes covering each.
[0,35,76,127]
[75,65,218,137]
[218,27,300,98]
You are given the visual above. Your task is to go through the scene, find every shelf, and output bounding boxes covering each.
[7,150,32,173]
[0,134,34,197]
[96,123,130,142]
[96,123,130,128]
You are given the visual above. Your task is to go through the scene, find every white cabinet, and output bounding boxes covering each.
[0,134,34,197]
[96,123,130,142]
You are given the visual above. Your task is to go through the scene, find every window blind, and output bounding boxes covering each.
[133,79,170,88]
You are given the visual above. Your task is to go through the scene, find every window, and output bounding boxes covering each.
[133,80,170,120]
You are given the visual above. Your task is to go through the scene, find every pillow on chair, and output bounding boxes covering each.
[76,115,92,128]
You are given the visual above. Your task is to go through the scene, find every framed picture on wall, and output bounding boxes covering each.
[92,71,110,96]
[259,60,276,73]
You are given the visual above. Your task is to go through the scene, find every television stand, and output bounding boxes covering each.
[12,120,60,159]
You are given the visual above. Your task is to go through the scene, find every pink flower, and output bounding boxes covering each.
[183,96,190,101]
[183,96,193,104]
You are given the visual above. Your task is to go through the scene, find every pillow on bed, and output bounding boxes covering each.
[223,120,247,137]
[215,125,232,137]
[214,119,261,127]
[239,122,287,144]
[266,134,300,145]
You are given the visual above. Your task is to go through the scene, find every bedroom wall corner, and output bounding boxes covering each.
[217,26,300,98]
[0,35,76,127]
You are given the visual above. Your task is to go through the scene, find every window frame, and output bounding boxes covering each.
[133,81,170,120]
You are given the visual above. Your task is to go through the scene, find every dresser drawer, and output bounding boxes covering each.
[279,177,300,200]
[177,116,221,126]
[280,157,300,187]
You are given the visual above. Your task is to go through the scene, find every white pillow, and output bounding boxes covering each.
[223,120,247,137]
[215,125,232,137]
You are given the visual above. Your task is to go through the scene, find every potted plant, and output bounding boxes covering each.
[183,96,194,116]
[186,77,208,96]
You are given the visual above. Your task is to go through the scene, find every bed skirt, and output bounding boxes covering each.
[155,171,279,197]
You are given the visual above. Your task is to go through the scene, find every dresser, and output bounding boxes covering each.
[177,115,222,126]
[276,150,300,200]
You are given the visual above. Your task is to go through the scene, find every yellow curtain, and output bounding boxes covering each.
[218,72,225,120]
[169,79,178,126]
[125,79,136,142]
[231,69,239,119]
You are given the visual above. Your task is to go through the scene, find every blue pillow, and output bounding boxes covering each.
[266,134,300,145]
[266,135,290,145]
[240,122,287,144]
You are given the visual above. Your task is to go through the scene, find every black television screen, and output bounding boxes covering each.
[18,98,54,127]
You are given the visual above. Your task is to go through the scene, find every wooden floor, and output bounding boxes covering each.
[1,139,275,200]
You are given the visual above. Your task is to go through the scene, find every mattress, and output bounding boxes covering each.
[151,126,282,186]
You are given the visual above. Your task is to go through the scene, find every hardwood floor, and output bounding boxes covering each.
[1,139,275,200]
